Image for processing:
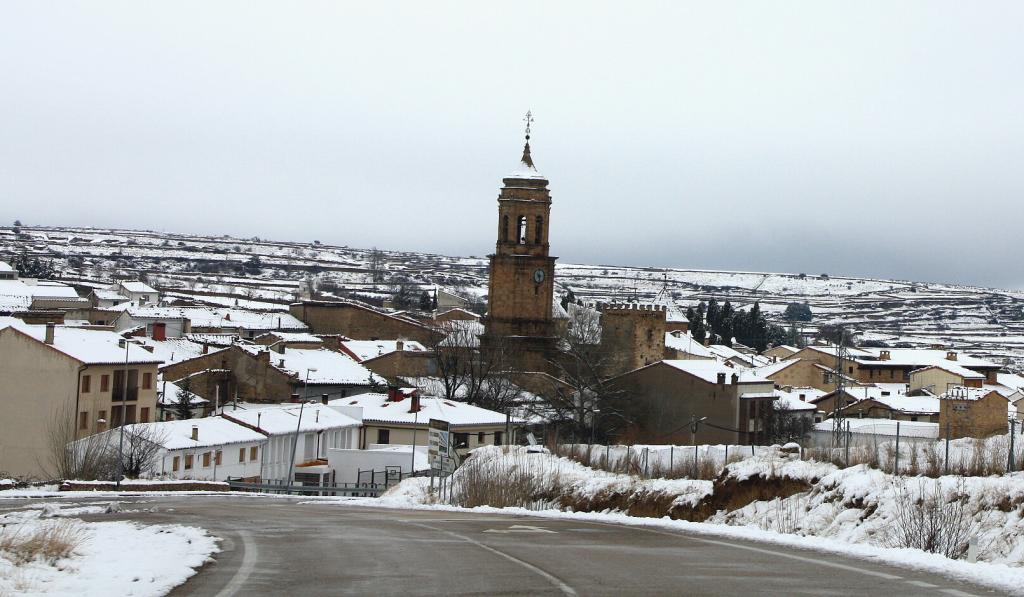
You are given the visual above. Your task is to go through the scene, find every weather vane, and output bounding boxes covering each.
[524,110,534,140]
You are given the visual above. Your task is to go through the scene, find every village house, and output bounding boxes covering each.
[330,387,517,455]
[607,360,777,445]
[811,386,939,423]
[114,306,307,339]
[253,331,325,351]
[432,307,480,324]
[222,403,361,485]
[161,344,384,405]
[337,338,435,379]
[663,330,716,361]
[115,281,159,306]
[938,386,1009,439]
[0,318,162,477]
[753,358,847,393]
[83,416,266,482]
[87,288,129,308]
[763,344,800,361]
[289,299,438,345]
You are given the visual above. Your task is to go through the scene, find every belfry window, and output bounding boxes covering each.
[535,216,543,244]
[517,216,527,244]
[501,215,509,242]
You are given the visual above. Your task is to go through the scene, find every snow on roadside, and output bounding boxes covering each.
[0,503,219,596]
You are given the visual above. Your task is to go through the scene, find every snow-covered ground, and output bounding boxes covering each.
[0,501,218,596]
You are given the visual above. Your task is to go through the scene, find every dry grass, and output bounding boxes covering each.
[452,449,565,509]
[887,478,977,559]
[0,520,87,565]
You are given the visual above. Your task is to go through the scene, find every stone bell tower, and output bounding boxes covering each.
[481,113,558,371]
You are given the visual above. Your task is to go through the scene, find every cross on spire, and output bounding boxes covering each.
[523,110,534,141]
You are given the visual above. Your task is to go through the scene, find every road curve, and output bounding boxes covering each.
[15,495,1011,596]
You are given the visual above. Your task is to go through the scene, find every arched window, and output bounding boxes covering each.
[517,216,527,244]
[501,215,509,242]
[535,216,543,244]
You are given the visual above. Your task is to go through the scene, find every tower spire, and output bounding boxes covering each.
[521,110,535,168]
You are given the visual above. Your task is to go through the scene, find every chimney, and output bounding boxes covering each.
[879,350,890,361]
[731,373,739,384]
[409,392,421,413]
[152,322,166,341]
[278,358,286,367]
[258,349,270,363]
[290,393,300,403]
[799,393,806,401]
[396,340,404,352]
[321,393,329,405]
[717,372,726,385]
[202,342,209,354]
[191,425,199,441]
[44,322,55,345]
[946,351,958,361]
[224,313,231,321]
[387,386,402,401]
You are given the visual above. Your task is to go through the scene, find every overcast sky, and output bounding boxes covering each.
[2,2,1022,289]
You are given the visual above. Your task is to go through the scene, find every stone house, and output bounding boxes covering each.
[161,345,384,405]
[289,300,438,345]
[763,345,800,361]
[0,319,161,477]
[598,303,667,377]
[812,387,939,423]
[607,360,776,445]
[938,386,1009,439]
[908,363,985,395]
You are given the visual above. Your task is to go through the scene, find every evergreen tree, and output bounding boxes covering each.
[705,299,720,336]
[689,302,707,342]
[418,291,433,311]
[174,377,194,420]
[719,300,735,344]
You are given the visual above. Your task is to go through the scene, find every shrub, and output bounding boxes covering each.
[887,478,976,559]
[0,520,87,565]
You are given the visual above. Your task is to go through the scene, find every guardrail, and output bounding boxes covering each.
[225,479,389,497]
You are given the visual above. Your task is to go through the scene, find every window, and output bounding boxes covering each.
[202,452,211,468]
[215,450,222,466]
[454,433,469,449]
[112,369,139,401]
[250,446,259,461]
[142,372,152,390]
[79,411,89,430]
[184,455,193,470]
[517,215,527,244]
[848,366,853,374]
[535,216,543,244]
[172,456,180,472]
[139,407,149,423]
[494,431,503,446]
[81,375,91,393]
[239,448,246,463]
[501,215,509,242]
[377,429,390,444]
[477,432,485,444]
[100,375,110,392]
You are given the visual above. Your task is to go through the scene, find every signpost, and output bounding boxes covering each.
[428,418,455,492]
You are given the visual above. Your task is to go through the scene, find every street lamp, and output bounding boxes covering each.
[303,368,317,401]
[115,337,138,489]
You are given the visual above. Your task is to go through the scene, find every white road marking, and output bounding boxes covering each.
[214,530,258,597]
[906,580,938,588]
[409,522,576,596]
[483,525,557,534]
[939,589,978,597]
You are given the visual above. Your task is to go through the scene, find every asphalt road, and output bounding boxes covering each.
[3,494,1011,596]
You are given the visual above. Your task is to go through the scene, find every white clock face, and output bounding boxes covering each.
[533,269,546,284]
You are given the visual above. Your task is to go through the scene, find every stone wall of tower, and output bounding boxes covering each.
[599,303,667,376]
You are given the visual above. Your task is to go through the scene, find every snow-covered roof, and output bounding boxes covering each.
[256,331,322,344]
[938,386,1008,402]
[505,142,546,180]
[706,344,770,367]
[0,261,13,273]
[802,345,875,359]
[996,373,1024,391]
[752,358,802,378]
[123,306,307,331]
[773,387,823,411]
[438,320,484,348]
[0,317,162,365]
[238,345,382,386]
[341,339,428,362]
[333,393,516,427]
[818,385,939,414]
[664,331,715,358]
[137,337,210,366]
[157,379,209,406]
[856,349,999,369]
[118,417,264,450]
[0,278,80,312]
[814,418,938,438]
[911,363,985,379]
[661,360,770,385]
[118,281,157,294]
[92,289,129,301]
[223,403,361,435]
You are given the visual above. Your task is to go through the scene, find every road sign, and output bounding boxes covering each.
[428,418,452,473]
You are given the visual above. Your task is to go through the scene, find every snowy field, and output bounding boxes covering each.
[0,500,218,596]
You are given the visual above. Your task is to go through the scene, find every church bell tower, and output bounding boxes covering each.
[481,112,558,371]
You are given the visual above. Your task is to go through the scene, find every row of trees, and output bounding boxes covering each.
[686,299,800,351]
[8,248,57,279]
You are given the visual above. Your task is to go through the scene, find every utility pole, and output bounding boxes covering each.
[831,332,848,459]
[116,337,132,489]
[286,401,307,492]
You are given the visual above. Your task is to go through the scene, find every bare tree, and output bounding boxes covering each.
[760,399,814,444]
[367,247,385,285]
[116,425,168,478]
[40,402,116,481]
[545,304,630,442]
[430,320,524,412]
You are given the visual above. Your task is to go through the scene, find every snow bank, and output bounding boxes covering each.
[0,502,219,596]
